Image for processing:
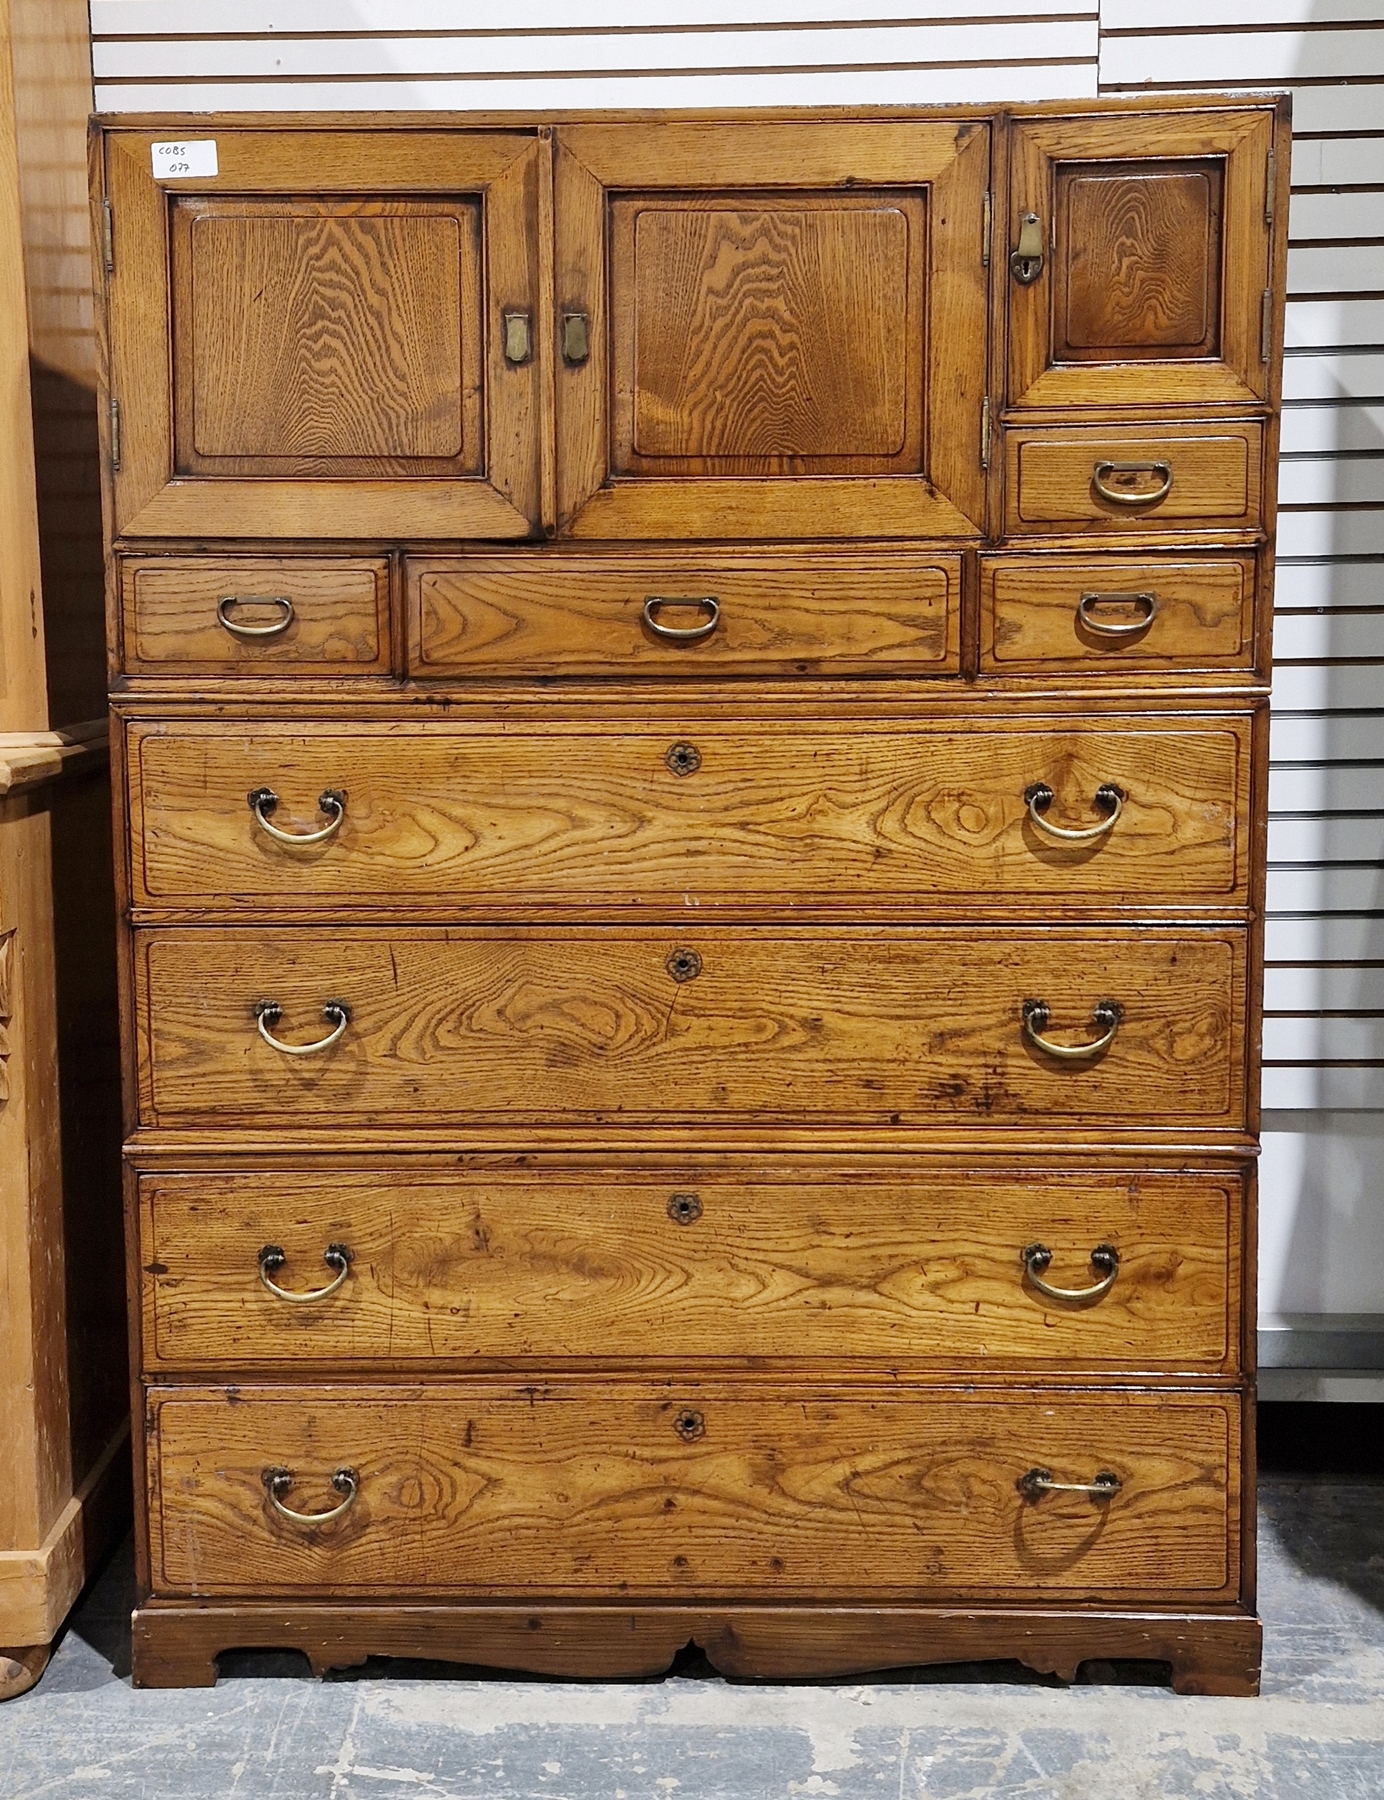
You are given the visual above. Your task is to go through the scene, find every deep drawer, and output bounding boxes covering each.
[147,1383,1240,1602]
[139,1167,1240,1374]
[1005,424,1264,535]
[125,717,1251,914]
[134,925,1248,1131]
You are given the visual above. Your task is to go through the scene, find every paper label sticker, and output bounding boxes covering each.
[151,140,218,180]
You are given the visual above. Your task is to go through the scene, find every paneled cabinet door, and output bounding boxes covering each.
[101,130,545,539]
[1007,108,1277,411]
[554,121,990,539]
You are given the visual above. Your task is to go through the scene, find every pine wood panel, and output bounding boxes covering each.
[147,1384,1240,1603]
[124,717,1251,914]
[1006,424,1264,534]
[408,552,960,678]
[133,926,1248,1130]
[139,1167,1238,1373]
[121,557,390,673]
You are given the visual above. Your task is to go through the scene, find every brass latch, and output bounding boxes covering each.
[502,310,531,366]
[562,311,590,365]
[1010,212,1044,285]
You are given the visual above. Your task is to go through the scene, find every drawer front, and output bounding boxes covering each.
[141,1168,1238,1373]
[408,554,960,677]
[121,558,391,673]
[1006,426,1263,535]
[982,555,1256,673]
[135,926,1247,1130]
[126,718,1250,913]
[148,1384,1239,1602]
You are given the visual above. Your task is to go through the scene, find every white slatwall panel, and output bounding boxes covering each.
[88,2,1384,1330]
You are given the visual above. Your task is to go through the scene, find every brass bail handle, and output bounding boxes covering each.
[1077,590,1159,637]
[1021,1242,1120,1304]
[1018,1468,1121,1503]
[217,594,294,638]
[1092,460,1173,507]
[258,1242,353,1304]
[262,1465,359,1527]
[1024,781,1124,843]
[255,1000,351,1056]
[643,595,721,642]
[1010,211,1044,284]
[1022,998,1122,1061]
[248,787,345,846]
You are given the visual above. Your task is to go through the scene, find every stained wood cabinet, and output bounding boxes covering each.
[95,96,1286,1697]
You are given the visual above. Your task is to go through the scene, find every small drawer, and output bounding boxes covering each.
[120,557,390,673]
[147,1383,1240,1602]
[139,1167,1239,1374]
[981,554,1256,673]
[134,924,1248,1132]
[407,553,960,678]
[1005,425,1263,535]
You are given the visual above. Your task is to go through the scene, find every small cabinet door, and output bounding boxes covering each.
[1006,107,1277,411]
[102,129,545,539]
[554,120,990,539]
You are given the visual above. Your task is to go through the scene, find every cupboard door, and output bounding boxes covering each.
[102,130,545,539]
[554,121,990,540]
[1007,108,1277,411]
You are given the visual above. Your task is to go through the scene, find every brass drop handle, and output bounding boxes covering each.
[1021,1242,1120,1303]
[1018,1467,1121,1503]
[642,596,720,642]
[262,1465,359,1526]
[1077,591,1159,637]
[255,1000,350,1057]
[1024,782,1124,843]
[502,309,532,366]
[1010,211,1044,284]
[258,1242,352,1304]
[248,787,345,846]
[1092,461,1173,507]
[562,311,590,365]
[1022,998,1122,1061]
[217,595,294,638]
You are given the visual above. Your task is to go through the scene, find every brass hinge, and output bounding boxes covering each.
[981,189,991,266]
[1265,150,1275,227]
[109,396,121,472]
[101,198,114,273]
[1261,288,1273,363]
[980,396,992,470]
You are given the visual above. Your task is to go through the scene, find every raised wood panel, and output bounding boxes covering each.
[133,926,1248,1131]
[139,1168,1238,1374]
[147,1385,1240,1603]
[1006,425,1263,535]
[125,718,1251,915]
[408,553,960,678]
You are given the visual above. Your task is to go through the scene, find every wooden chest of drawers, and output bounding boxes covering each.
[95,96,1286,1694]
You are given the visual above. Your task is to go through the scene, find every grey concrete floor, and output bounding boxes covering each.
[2,1475,1382,1799]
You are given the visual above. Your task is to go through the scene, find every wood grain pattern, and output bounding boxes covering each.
[147,1384,1240,1603]
[134,926,1248,1130]
[409,552,959,677]
[139,1167,1237,1373]
[125,718,1251,913]
[122,557,389,673]
[1009,426,1263,533]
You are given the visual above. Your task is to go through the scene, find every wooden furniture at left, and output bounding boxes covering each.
[0,0,128,1701]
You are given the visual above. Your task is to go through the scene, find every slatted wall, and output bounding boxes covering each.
[87,1,1384,1352]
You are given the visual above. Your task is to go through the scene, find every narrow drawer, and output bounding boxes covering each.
[134,925,1248,1131]
[981,554,1256,673]
[120,557,391,673]
[407,553,960,677]
[1005,424,1263,535]
[140,1168,1239,1374]
[125,716,1250,913]
[147,1384,1240,1602]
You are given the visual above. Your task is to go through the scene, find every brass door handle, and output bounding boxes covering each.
[1077,591,1158,636]
[642,596,720,641]
[1018,1467,1121,1503]
[255,1000,350,1056]
[1009,211,1044,284]
[262,1465,358,1526]
[1022,998,1122,1060]
[258,1242,352,1304]
[217,595,294,638]
[1021,1242,1120,1303]
[1024,782,1124,843]
[248,787,345,846]
[562,311,590,365]
[1092,461,1173,507]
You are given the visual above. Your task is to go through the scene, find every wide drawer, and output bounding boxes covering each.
[147,1383,1240,1602]
[981,554,1257,674]
[407,554,961,678]
[1005,424,1264,535]
[125,717,1251,914]
[120,557,391,674]
[139,1167,1239,1373]
[134,926,1248,1131]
